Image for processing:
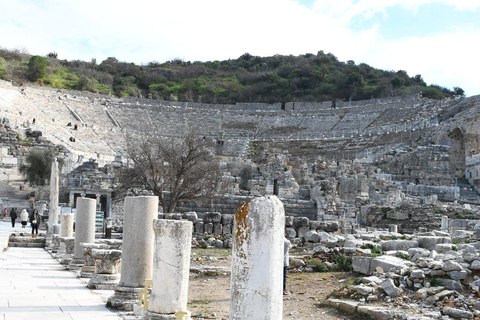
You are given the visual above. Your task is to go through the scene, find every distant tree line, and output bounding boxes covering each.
[0,47,465,103]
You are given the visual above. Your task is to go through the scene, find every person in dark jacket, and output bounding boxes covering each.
[30,209,40,238]
[10,208,17,228]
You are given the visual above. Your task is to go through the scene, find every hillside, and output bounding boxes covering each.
[0,48,464,104]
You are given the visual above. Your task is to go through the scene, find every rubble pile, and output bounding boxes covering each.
[318,228,480,319]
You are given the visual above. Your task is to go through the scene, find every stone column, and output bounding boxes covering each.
[48,157,59,235]
[388,224,398,233]
[108,196,157,311]
[143,219,193,320]
[60,213,74,238]
[441,215,449,232]
[69,198,96,270]
[229,196,285,320]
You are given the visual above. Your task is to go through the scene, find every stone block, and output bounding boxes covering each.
[353,256,372,275]
[195,222,204,234]
[204,223,213,234]
[285,227,296,239]
[304,231,321,243]
[296,226,309,240]
[324,221,339,232]
[203,212,221,224]
[434,243,453,253]
[293,217,309,227]
[222,224,232,235]
[183,212,198,223]
[285,216,294,227]
[380,240,419,252]
[417,236,451,250]
[442,260,462,272]
[438,279,463,291]
[381,279,402,297]
[213,223,223,235]
[221,214,234,225]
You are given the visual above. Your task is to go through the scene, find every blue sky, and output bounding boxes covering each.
[1,0,480,96]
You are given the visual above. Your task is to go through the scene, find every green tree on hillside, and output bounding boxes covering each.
[19,148,52,186]
[27,55,47,81]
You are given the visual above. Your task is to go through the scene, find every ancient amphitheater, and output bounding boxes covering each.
[1,78,480,218]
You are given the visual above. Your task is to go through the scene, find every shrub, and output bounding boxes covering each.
[428,278,441,286]
[362,243,384,255]
[397,252,412,261]
[308,258,330,272]
[334,254,353,272]
[27,55,47,81]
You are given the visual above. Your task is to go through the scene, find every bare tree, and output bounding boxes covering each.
[119,129,221,213]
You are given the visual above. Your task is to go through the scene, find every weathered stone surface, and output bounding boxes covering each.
[470,260,480,270]
[434,243,453,253]
[325,298,359,314]
[353,256,372,275]
[357,305,397,320]
[381,279,402,297]
[352,284,376,296]
[442,260,462,272]
[203,212,221,224]
[443,307,473,319]
[380,240,419,252]
[417,236,451,250]
[293,217,309,227]
[220,214,234,225]
[438,279,463,291]
[285,227,296,239]
[304,230,321,243]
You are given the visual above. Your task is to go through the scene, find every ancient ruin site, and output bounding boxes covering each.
[1,77,480,320]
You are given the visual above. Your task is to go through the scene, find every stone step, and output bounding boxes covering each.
[8,242,45,248]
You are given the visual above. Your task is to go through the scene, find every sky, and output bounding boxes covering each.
[1,0,480,96]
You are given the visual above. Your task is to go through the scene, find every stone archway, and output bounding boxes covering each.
[448,127,466,178]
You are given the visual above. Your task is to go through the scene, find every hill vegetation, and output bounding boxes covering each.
[0,47,464,104]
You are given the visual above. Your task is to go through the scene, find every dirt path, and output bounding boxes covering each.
[188,248,361,320]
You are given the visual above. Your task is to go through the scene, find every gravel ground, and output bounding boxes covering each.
[188,248,362,320]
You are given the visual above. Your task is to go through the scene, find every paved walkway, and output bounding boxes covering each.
[0,221,124,320]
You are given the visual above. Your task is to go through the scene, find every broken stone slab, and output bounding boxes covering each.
[470,260,480,270]
[324,298,359,314]
[448,270,468,281]
[416,236,451,250]
[434,243,453,253]
[443,307,474,319]
[381,278,402,297]
[442,260,463,272]
[357,305,397,320]
[353,255,412,275]
[352,284,376,296]
[304,230,321,243]
[438,279,463,291]
[380,240,419,252]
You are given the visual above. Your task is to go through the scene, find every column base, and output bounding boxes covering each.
[87,273,120,290]
[80,265,96,278]
[143,310,190,320]
[107,285,144,311]
[68,259,84,270]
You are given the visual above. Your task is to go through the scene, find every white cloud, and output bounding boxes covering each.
[0,0,478,95]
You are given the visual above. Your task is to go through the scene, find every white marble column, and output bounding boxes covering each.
[143,219,192,320]
[229,196,285,320]
[108,196,157,311]
[69,198,96,269]
[55,213,74,258]
[441,215,449,232]
[48,157,59,235]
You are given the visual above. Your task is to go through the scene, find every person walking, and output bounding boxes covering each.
[10,208,17,228]
[20,209,29,228]
[284,233,292,296]
[30,209,40,238]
